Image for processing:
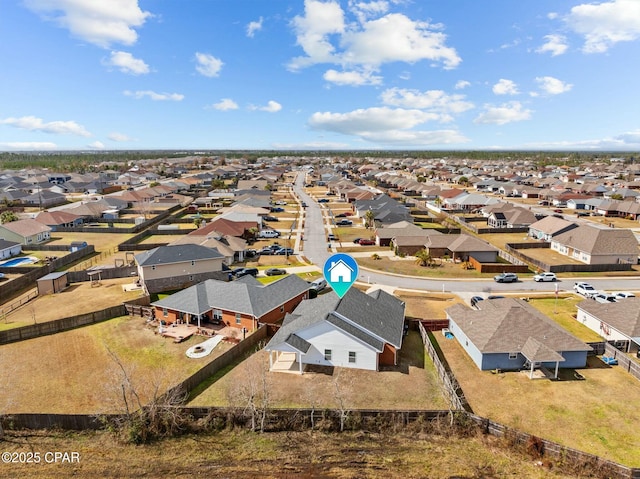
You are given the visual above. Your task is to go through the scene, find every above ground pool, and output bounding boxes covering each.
[0,256,38,267]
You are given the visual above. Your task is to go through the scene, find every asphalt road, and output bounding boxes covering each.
[292,171,640,295]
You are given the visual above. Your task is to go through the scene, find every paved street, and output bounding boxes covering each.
[291,170,640,295]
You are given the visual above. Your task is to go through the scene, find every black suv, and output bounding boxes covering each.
[234,267,258,278]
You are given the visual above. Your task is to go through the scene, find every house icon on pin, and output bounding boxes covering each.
[328,259,354,283]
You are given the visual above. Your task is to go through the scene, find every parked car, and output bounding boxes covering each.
[318,198,330,203]
[613,291,636,299]
[336,219,353,226]
[269,207,284,213]
[265,268,287,276]
[263,215,279,222]
[358,239,375,245]
[274,200,287,205]
[327,233,338,241]
[533,272,557,282]
[487,295,505,300]
[553,209,563,214]
[538,200,550,206]
[593,293,617,304]
[494,272,518,283]
[335,213,349,218]
[258,229,280,238]
[352,238,362,244]
[308,278,327,292]
[301,202,308,208]
[275,248,294,255]
[574,281,597,298]
[234,267,258,278]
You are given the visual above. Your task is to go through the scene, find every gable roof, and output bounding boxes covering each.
[0,219,51,237]
[151,274,311,318]
[265,288,406,353]
[528,215,577,235]
[577,298,640,340]
[552,225,638,255]
[135,244,224,267]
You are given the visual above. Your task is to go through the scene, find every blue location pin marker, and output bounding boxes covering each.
[323,253,359,298]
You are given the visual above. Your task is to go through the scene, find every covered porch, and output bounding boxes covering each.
[267,350,306,374]
[521,337,565,380]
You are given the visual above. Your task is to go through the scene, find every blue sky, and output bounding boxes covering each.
[1,0,640,151]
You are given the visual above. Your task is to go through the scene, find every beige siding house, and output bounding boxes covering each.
[550,225,638,265]
[0,219,51,245]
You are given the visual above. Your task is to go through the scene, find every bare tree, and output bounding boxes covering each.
[332,368,352,432]
[229,360,271,432]
[100,345,189,443]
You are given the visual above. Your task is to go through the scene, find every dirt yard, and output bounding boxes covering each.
[1,277,146,328]
[189,330,448,410]
[434,332,640,466]
[0,315,232,414]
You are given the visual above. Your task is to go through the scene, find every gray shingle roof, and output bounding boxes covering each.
[151,274,311,318]
[135,244,224,266]
[265,288,405,352]
[577,298,640,339]
[446,298,591,354]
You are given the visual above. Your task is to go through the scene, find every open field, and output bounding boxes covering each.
[357,256,493,279]
[0,315,232,413]
[189,330,448,410]
[48,232,134,254]
[0,429,578,479]
[434,332,640,466]
[1,277,145,328]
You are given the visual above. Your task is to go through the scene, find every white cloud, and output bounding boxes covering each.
[289,0,345,69]
[536,34,569,56]
[564,0,640,53]
[323,69,382,86]
[0,142,58,151]
[455,80,470,90]
[195,52,223,77]
[289,1,460,72]
[123,90,184,101]
[1,115,91,136]
[535,76,573,95]
[308,106,469,145]
[108,132,134,142]
[23,0,151,48]
[106,51,149,75]
[349,0,390,23]
[211,99,239,111]
[247,17,263,37]
[248,100,282,112]
[474,101,532,125]
[492,79,519,95]
[380,87,474,121]
[88,141,105,149]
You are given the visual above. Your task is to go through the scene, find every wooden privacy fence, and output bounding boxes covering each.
[0,304,126,345]
[605,343,640,381]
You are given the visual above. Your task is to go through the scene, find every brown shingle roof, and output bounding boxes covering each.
[552,225,638,255]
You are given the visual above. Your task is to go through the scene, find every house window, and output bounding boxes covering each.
[235,313,241,325]
[324,349,332,361]
[509,352,518,360]
[162,308,168,317]
[213,310,223,320]
[348,352,356,363]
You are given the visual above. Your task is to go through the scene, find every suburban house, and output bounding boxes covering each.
[35,210,83,231]
[550,225,638,265]
[134,244,227,293]
[374,221,428,247]
[576,298,640,354]
[528,216,578,241]
[265,288,406,373]
[151,274,311,331]
[0,219,51,245]
[446,298,592,378]
[487,207,538,228]
[424,234,499,262]
[171,232,248,264]
[0,239,21,260]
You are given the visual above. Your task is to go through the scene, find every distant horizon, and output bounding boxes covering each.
[2,1,640,152]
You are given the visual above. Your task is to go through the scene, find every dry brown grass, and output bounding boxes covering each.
[0,315,231,413]
[0,429,578,479]
[395,291,463,319]
[189,331,448,410]
[48,232,134,254]
[1,277,145,328]
[358,256,490,279]
[435,333,640,466]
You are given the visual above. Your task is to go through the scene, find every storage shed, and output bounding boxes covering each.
[37,271,69,295]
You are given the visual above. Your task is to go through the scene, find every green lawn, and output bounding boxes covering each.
[527,296,603,342]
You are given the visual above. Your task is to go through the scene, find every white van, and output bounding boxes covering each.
[258,229,280,238]
[308,278,327,292]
